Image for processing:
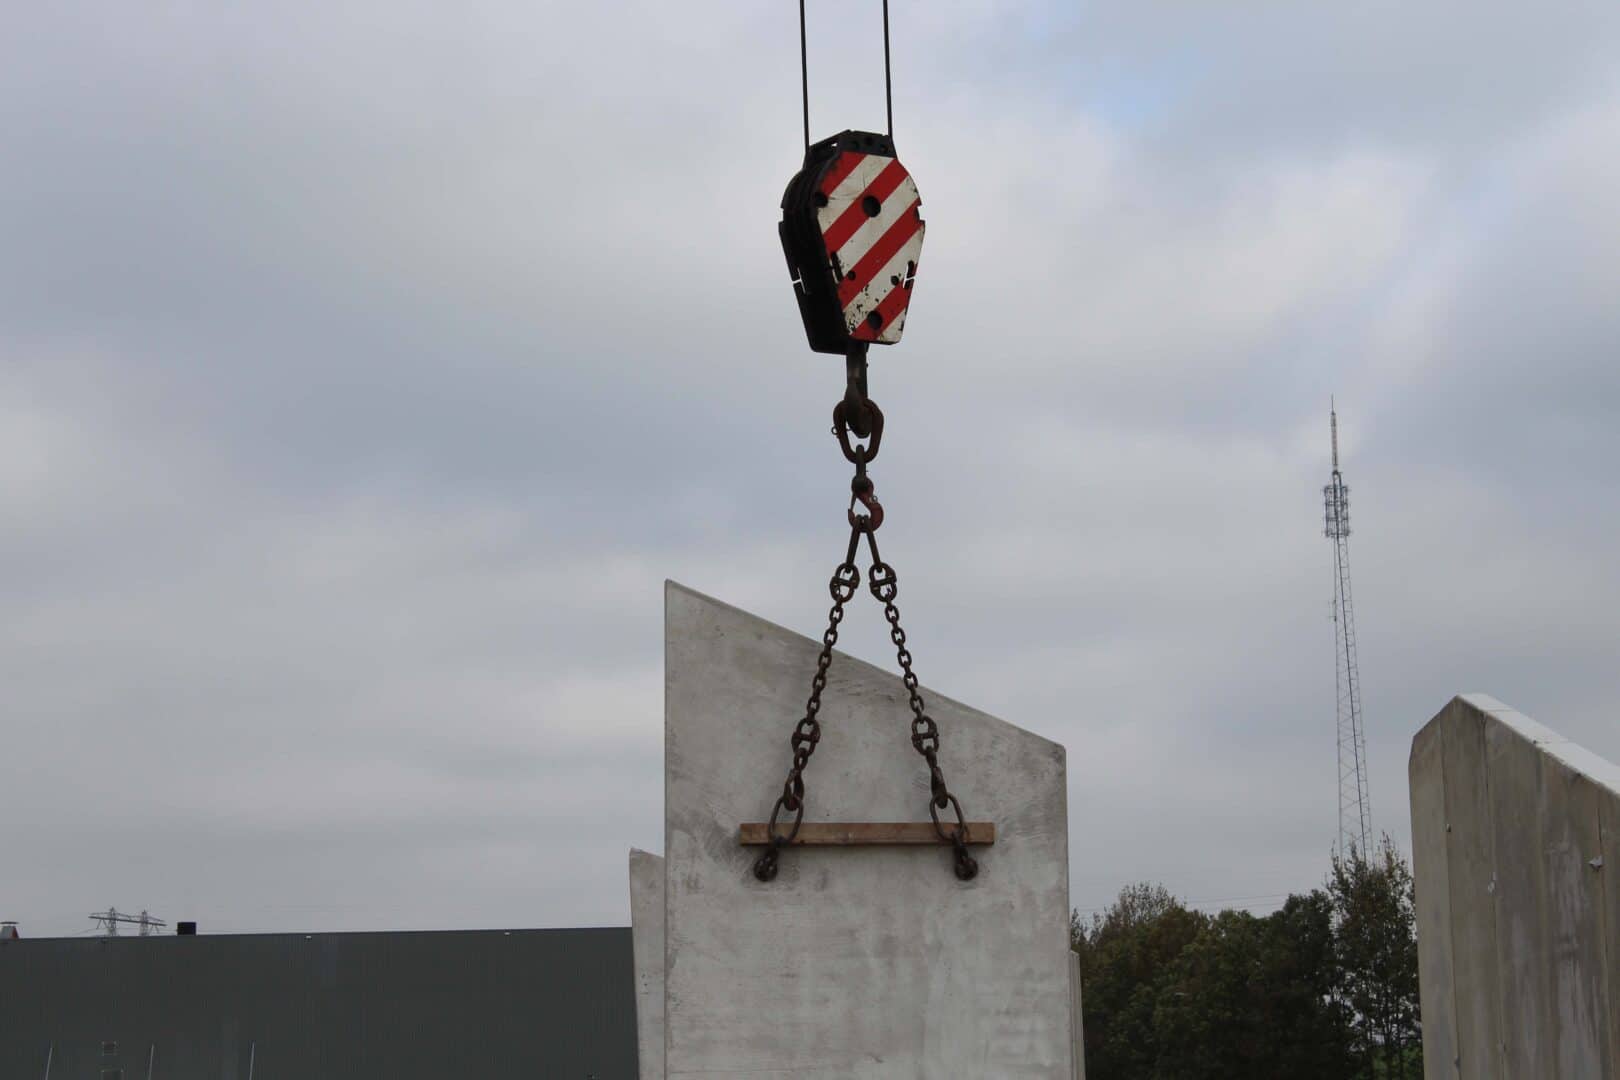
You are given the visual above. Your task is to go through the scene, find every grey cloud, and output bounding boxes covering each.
[4,1,1620,936]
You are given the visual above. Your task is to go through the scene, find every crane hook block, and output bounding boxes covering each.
[780,130,926,355]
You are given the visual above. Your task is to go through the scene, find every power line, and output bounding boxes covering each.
[89,907,168,936]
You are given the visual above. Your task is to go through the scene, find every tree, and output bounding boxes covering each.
[1073,885,1350,1078]
[1071,842,1421,1080]
[1072,884,1206,1078]
[1329,836,1421,1078]
[1153,892,1354,1079]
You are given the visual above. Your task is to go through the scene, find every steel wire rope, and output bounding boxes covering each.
[798,0,897,148]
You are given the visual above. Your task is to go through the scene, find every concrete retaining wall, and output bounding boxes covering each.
[1409,694,1620,1078]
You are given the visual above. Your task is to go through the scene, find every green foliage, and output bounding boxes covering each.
[1072,837,1420,1079]
[1072,884,1207,1077]
[1329,836,1422,1078]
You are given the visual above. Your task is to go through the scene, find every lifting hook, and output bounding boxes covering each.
[849,475,884,532]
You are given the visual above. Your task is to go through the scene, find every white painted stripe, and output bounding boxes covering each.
[842,225,925,338]
[877,296,912,342]
[817,156,904,264]
[826,152,889,203]
[832,174,921,267]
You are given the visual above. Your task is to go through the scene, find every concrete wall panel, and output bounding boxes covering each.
[1602,782,1620,1071]
[1557,768,1615,1075]
[1409,717,1458,1076]
[1069,950,1087,1080]
[1484,712,1560,1073]
[662,581,1072,1079]
[630,848,666,1080]
[1438,699,1504,1080]
[1410,695,1619,1080]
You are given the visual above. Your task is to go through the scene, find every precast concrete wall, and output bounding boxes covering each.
[661,581,1074,1078]
[1409,694,1620,1079]
[630,848,667,1080]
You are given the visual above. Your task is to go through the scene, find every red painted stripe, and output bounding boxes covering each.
[820,159,908,257]
[850,273,918,342]
[818,151,867,198]
[836,199,922,306]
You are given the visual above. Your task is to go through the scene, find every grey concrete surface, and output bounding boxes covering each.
[630,848,666,1080]
[1409,694,1620,1079]
[662,581,1073,1079]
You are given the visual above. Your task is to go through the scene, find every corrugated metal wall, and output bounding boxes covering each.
[0,926,637,1079]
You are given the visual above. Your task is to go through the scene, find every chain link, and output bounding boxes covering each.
[754,375,979,883]
[753,533,859,882]
[865,528,978,881]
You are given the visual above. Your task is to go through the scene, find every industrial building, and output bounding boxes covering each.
[0,925,638,1078]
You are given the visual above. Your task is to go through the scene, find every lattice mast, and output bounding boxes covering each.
[1324,401,1372,856]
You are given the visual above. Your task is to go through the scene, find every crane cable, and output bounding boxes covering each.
[758,4,980,885]
[799,0,894,150]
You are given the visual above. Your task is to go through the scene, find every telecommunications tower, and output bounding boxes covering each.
[1324,401,1372,856]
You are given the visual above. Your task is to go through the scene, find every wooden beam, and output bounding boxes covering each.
[737,822,995,847]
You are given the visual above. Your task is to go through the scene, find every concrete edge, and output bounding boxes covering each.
[1409,699,1451,774]
[628,848,666,1080]
[1407,701,1460,1076]
[664,579,1066,758]
[1455,693,1620,794]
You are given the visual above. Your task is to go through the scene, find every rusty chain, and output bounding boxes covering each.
[751,527,859,883]
[863,524,979,882]
[754,352,978,883]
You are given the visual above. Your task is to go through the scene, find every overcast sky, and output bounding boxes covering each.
[5,1,1620,938]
